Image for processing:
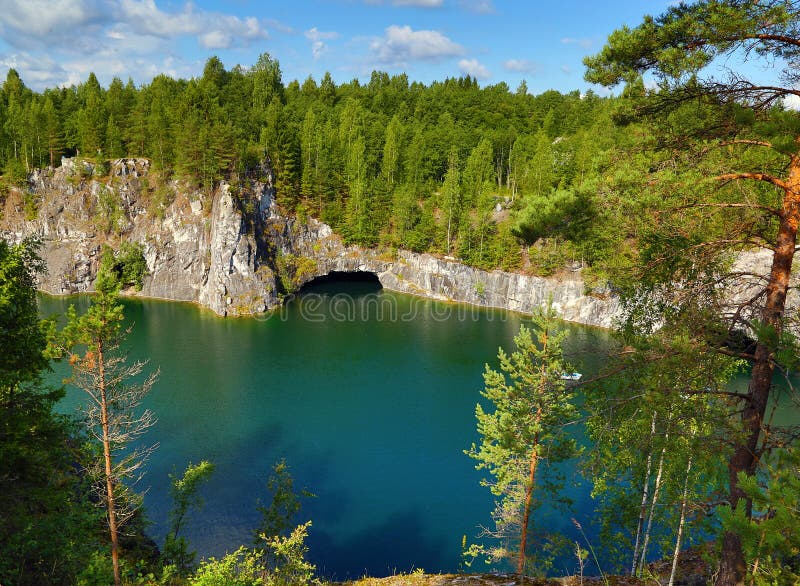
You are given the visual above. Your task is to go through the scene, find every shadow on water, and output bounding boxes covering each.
[308,508,449,580]
[298,271,383,296]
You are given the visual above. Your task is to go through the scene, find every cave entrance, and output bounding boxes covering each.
[298,270,383,295]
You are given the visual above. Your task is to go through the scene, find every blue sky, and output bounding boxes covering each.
[0,0,682,93]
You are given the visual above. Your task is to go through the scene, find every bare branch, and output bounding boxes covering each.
[670,202,782,217]
[716,172,789,191]
[752,33,800,48]
[719,139,775,149]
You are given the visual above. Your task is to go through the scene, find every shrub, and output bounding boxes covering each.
[94,186,125,234]
[275,254,317,296]
[100,243,148,290]
[3,158,28,186]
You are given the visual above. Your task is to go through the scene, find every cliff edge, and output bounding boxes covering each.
[1,158,621,328]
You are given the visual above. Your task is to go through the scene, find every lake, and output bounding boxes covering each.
[39,279,616,579]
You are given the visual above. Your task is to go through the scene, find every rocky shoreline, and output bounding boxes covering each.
[2,158,622,327]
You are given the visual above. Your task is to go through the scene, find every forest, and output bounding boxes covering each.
[2,0,800,585]
[0,53,629,278]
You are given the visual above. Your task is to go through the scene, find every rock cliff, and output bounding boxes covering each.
[1,158,621,327]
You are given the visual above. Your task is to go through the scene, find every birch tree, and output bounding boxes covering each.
[587,330,738,577]
[442,150,461,254]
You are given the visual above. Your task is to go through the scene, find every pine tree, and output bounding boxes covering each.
[0,239,102,585]
[441,149,461,254]
[53,266,158,586]
[381,114,403,186]
[466,306,578,577]
[585,3,800,582]
[300,107,317,200]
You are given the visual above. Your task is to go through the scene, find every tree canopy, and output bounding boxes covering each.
[585,1,800,584]
[0,56,632,276]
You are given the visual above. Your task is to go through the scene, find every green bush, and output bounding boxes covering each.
[275,254,317,296]
[3,158,28,186]
[22,193,38,220]
[94,186,125,234]
[151,184,175,219]
[100,243,148,290]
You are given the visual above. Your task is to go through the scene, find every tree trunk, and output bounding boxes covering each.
[518,428,540,576]
[98,340,122,586]
[639,432,668,575]
[718,159,800,586]
[519,329,550,577]
[446,208,452,255]
[632,412,657,575]
[669,454,693,586]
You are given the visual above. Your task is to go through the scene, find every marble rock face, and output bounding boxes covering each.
[2,157,622,326]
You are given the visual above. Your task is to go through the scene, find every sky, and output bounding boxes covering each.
[0,0,696,94]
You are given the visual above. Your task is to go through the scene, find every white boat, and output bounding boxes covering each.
[560,372,582,381]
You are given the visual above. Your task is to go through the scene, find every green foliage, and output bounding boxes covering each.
[92,155,109,177]
[256,459,315,542]
[514,188,580,243]
[53,262,158,586]
[260,521,317,586]
[163,461,216,575]
[0,238,47,385]
[188,459,316,586]
[0,238,105,585]
[1,59,632,275]
[190,521,317,586]
[150,182,176,219]
[100,242,149,290]
[76,550,116,586]
[585,3,800,580]
[21,192,38,220]
[466,305,579,575]
[190,547,265,586]
[586,328,740,573]
[3,157,27,185]
[719,446,800,584]
[274,253,318,296]
[94,185,125,234]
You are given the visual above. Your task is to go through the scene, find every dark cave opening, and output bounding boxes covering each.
[298,270,383,294]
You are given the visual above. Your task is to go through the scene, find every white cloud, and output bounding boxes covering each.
[118,0,267,48]
[199,30,232,50]
[370,25,463,65]
[459,58,490,79]
[458,0,494,13]
[365,0,444,6]
[504,59,539,74]
[0,52,68,87]
[0,0,273,90]
[784,93,800,110]
[305,27,340,60]
[392,0,443,5]
[366,0,493,8]
[561,37,594,49]
[0,0,109,41]
[0,49,147,88]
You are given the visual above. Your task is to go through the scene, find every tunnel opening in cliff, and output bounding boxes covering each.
[298,270,383,295]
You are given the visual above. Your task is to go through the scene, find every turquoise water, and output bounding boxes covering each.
[40,281,614,579]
